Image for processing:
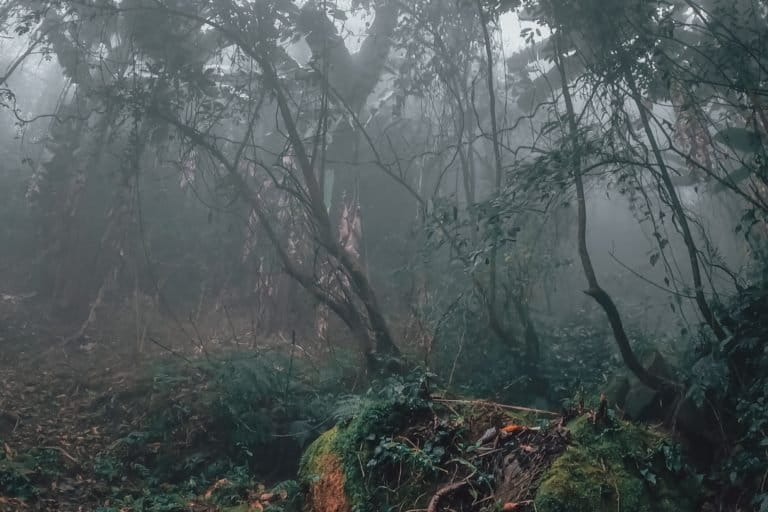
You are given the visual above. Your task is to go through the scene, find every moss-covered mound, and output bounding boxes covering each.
[299,384,700,512]
[300,427,350,512]
[534,415,699,512]
[299,378,440,512]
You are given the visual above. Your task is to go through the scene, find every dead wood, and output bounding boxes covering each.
[427,480,468,512]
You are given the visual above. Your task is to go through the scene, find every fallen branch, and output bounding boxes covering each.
[43,446,79,465]
[427,481,468,512]
[433,398,559,417]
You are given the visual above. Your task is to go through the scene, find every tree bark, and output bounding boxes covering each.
[626,75,726,341]
[477,1,504,312]
[554,34,670,392]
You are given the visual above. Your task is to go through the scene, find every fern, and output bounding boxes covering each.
[332,395,369,423]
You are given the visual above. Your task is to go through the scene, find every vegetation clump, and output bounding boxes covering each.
[0,445,63,500]
[299,375,435,511]
[300,378,700,512]
[534,415,699,512]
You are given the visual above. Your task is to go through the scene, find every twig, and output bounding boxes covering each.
[146,336,195,366]
[433,398,559,417]
[43,446,79,465]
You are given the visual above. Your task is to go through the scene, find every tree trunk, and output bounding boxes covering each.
[554,34,670,392]
[627,75,726,341]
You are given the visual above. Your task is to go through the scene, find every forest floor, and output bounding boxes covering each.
[0,296,290,512]
[0,295,712,512]
[0,304,158,511]
[0,342,125,510]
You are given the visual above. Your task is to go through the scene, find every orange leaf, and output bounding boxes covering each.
[203,478,230,499]
[501,500,533,511]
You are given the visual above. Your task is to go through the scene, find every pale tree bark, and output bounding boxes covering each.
[293,0,401,361]
[262,58,401,361]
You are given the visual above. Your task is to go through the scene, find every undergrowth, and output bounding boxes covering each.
[88,350,342,511]
[300,372,452,511]
[685,283,768,509]
[0,444,62,499]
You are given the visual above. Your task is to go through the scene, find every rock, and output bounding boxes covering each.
[299,388,699,512]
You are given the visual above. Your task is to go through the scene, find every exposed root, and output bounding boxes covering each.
[427,480,468,512]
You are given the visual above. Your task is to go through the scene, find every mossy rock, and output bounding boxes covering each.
[533,416,699,512]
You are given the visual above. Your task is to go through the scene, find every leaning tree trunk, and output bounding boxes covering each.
[293,0,403,366]
[554,34,671,392]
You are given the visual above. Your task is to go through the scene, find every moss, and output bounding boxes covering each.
[299,426,361,512]
[301,393,700,512]
[221,506,250,512]
[299,383,434,512]
[534,416,699,512]
[299,427,340,479]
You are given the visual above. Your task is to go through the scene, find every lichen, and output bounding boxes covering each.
[534,416,699,512]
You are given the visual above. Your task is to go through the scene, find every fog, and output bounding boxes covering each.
[0,1,766,510]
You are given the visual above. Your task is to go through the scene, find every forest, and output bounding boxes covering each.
[0,0,766,510]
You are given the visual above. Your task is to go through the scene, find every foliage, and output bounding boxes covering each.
[430,300,528,400]
[300,372,438,511]
[0,444,62,499]
[534,415,699,512]
[84,352,339,511]
[683,283,768,508]
[302,377,703,512]
[1,0,767,508]
[114,353,336,480]
[542,322,619,400]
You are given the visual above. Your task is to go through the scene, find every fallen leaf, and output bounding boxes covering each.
[502,500,533,511]
[203,478,230,499]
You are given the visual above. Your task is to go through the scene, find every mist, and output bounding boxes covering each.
[0,1,766,511]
